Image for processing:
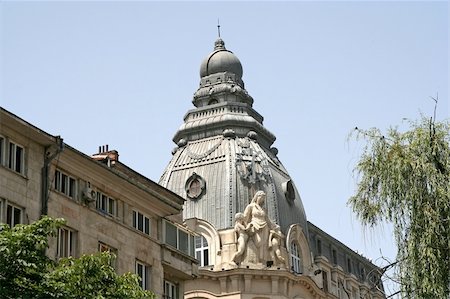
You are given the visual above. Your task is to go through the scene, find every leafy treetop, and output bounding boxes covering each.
[349,117,450,299]
[0,216,154,299]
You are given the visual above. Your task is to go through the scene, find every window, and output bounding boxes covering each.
[195,235,209,266]
[322,270,329,292]
[317,238,322,255]
[0,136,4,165]
[58,227,75,258]
[133,210,150,235]
[163,220,195,257]
[54,170,76,198]
[96,191,116,217]
[347,257,352,273]
[178,230,189,254]
[164,280,178,299]
[99,242,117,254]
[360,266,366,280]
[290,241,301,274]
[332,248,337,264]
[135,260,151,290]
[99,242,117,267]
[5,202,22,227]
[165,221,178,248]
[8,141,24,174]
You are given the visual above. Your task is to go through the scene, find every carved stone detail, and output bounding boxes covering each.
[223,128,236,138]
[236,143,270,185]
[185,172,206,199]
[185,137,224,160]
[230,191,286,268]
[177,138,187,147]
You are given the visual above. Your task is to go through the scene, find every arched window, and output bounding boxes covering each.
[195,235,209,267]
[290,241,302,274]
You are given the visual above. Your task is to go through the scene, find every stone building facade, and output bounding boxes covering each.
[0,107,197,298]
[159,38,386,299]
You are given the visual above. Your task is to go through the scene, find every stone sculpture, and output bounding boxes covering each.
[231,213,251,264]
[231,191,285,267]
[269,228,286,266]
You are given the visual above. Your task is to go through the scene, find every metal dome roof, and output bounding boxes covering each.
[199,38,243,79]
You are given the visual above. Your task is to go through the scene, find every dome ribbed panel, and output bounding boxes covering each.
[170,162,229,229]
[161,135,308,233]
[164,136,233,229]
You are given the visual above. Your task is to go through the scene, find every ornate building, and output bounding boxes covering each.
[0,108,197,298]
[160,38,385,299]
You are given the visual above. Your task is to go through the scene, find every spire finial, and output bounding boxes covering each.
[217,19,221,38]
[214,19,225,50]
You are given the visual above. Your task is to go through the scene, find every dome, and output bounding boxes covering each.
[161,37,308,234]
[200,38,243,79]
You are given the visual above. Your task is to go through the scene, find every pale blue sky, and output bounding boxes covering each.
[1,1,448,295]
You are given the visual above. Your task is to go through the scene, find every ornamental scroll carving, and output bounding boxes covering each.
[230,191,286,268]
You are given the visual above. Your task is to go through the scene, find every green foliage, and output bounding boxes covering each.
[0,216,64,298]
[349,117,450,299]
[0,216,154,299]
[43,252,153,299]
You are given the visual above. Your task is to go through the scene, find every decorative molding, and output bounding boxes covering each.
[185,137,224,160]
[185,172,206,200]
[184,218,221,268]
[236,143,270,185]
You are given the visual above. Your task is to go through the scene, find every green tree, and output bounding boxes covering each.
[349,116,450,299]
[0,216,154,299]
[43,252,152,299]
[0,216,63,298]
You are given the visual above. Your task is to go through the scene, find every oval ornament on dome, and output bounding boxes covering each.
[185,172,206,200]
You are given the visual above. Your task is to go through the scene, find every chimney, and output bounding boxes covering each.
[92,145,119,164]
